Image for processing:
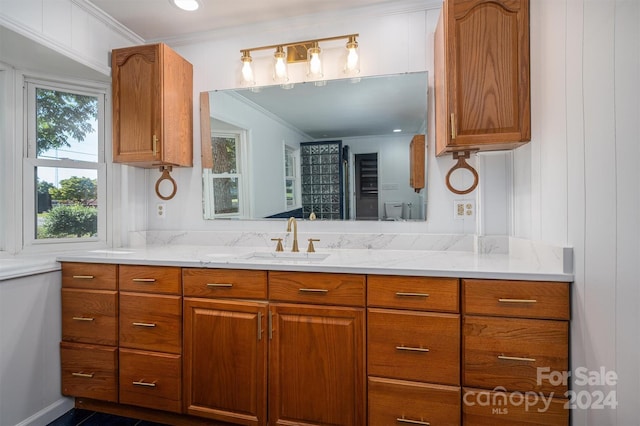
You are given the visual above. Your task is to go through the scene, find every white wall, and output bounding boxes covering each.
[514,0,640,424]
[0,271,73,426]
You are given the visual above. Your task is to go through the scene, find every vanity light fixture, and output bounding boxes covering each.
[273,46,289,84]
[344,35,360,76]
[240,50,256,87]
[170,0,200,11]
[239,34,359,85]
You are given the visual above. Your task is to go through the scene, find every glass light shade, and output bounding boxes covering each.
[240,51,255,86]
[171,0,199,11]
[307,43,323,79]
[273,47,289,83]
[344,37,360,76]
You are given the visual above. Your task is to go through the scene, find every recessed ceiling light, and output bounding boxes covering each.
[393,129,402,133]
[170,0,200,11]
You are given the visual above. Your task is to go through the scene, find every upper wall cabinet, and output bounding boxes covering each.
[435,0,530,156]
[112,43,193,168]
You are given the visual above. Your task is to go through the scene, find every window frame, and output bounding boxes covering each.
[22,78,108,249]
[284,144,300,210]
[203,130,249,219]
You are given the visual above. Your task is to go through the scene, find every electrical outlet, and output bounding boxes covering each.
[453,200,474,220]
[156,203,166,219]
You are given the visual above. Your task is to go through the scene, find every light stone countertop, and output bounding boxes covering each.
[55,243,573,282]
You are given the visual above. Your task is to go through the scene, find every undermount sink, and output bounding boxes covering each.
[239,251,330,263]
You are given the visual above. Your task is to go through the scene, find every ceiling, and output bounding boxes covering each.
[89,0,402,41]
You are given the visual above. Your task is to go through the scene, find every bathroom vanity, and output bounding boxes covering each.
[57,243,571,426]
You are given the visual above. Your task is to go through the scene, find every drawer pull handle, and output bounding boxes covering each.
[72,275,94,279]
[498,354,536,362]
[132,380,157,388]
[397,418,430,426]
[207,283,233,288]
[132,278,156,283]
[396,292,430,298]
[72,372,94,378]
[72,316,95,322]
[133,322,157,328]
[498,298,537,303]
[396,346,430,353]
[299,288,329,294]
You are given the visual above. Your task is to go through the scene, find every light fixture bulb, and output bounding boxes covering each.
[240,51,255,86]
[307,43,323,79]
[171,0,200,11]
[344,36,360,75]
[273,46,289,83]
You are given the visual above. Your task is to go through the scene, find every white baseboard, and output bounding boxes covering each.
[14,398,74,426]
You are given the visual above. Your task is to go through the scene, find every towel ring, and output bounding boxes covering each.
[155,166,177,200]
[445,151,479,195]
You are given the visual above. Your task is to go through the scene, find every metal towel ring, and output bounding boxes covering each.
[445,151,479,195]
[155,166,177,200]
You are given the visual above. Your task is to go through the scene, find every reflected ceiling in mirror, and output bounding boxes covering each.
[201,72,428,221]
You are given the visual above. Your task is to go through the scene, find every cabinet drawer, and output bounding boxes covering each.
[463,279,570,320]
[62,288,118,346]
[368,308,459,385]
[183,268,267,299]
[62,262,117,290]
[463,316,568,394]
[119,348,182,413]
[119,265,181,295]
[60,342,117,402]
[368,377,460,426]
[463,388,569,426]
[368,275,459,312]
[269,271,365,307]
[120,292,182,353]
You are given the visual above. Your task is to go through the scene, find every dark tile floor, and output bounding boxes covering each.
[48,409,170,426]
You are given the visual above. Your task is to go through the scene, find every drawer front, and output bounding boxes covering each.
[60,341,117,402]
[368,377,460,426]
[183,268,267,299]
[368,275,459,312]
[119,348,182,413]
[464,316,569,394]
[120,292,182,353]
[463,279,570,320]
[62,262,117,290]
[119,265,181,295]
[269,271,365,307]
[368,308,460,385]
[62,288,118,346]
[463,388,569,426]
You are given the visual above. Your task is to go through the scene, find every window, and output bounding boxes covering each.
[24,79,106,246]
[284,145,298,209]
[203,131,247,218]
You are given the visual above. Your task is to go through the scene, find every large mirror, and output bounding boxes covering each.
[201,72,428,221]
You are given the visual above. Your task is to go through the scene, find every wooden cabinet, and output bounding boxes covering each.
[367,275,461,425]
[183,268,268,425]
[117,265,183,412]
[409,134,425,192]
[60,262,570,426]
[435,0,530,156]
[60,263,118,402]
[268,272,366,426]
[462,279,570,425]
[112,43,193,167]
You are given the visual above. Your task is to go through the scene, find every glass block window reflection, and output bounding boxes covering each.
[300,141,343,220]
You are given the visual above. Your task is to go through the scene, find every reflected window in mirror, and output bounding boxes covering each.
[203,131,249,218]
[284,145,299,210]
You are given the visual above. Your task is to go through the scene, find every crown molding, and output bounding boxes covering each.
[74,0,145,45]
[154,0,442,47]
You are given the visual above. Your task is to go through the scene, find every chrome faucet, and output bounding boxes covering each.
[286,217,299,252]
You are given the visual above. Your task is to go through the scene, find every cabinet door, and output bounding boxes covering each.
[269,303,365,426]
[435,0,530,155]
[183,298,268,426]
[112,44,162,164]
